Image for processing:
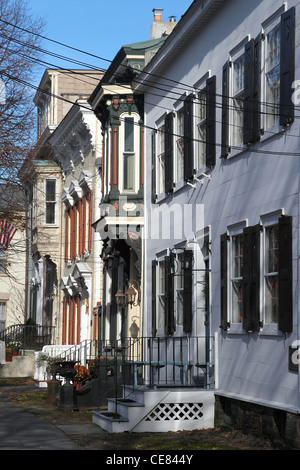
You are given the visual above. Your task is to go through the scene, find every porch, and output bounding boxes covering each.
[34,334,217,432]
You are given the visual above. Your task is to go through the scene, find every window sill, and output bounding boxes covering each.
[156,192,170,203]
[226,323,245,334]
[260,122,287,144]
[173,179,186,193]
[227,144,247,160]
[259,324,282,336]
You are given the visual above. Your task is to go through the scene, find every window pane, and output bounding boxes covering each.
[46,180,56,201]
[124,117,134,152]
[232,54,245,146]
[176,254,184,325]
[265,276,278,323]
[158,260,165,329]
[266,25,280,127]
[176,109,184,181]
[46,203,55,224]
[232,234,243,278]
[197,89,206,168]
[265,225,279,273]
[46,180,56,224]
[0,302,6,331]
[158,126,165,193]
[0,250,7,273]
[231,234,243,323]
[264,224,279,324]
[123,153,135,190]
[232,280,243,323]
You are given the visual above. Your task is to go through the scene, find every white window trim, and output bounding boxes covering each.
[44,178,57,226]
[119,112,140,195]
[260,4,287,139]
[174,96,186,187]
[227,37,249,158]
[194,72,209,174]
[156,254,167,335]
[227,221,247,333]
[259,209,283,335]
[155,114,167,201]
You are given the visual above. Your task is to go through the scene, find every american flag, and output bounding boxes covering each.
[0,219,17,250]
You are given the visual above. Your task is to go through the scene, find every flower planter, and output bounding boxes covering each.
[6,357,12,362]
[12,351,18,357]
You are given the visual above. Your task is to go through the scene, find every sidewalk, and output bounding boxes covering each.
[0,396,83,450]
[0,381,278,451]
[0,383,103,450]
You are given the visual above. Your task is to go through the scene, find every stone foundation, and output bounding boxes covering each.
[215,394,300,449]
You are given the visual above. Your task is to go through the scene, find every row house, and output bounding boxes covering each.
[131,0,300,446]
[21,69,103,344]
[88,15,174,349]
[48,99,102,346]
[0,184,27,330]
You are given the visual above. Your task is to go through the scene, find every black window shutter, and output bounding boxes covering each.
[151,131,156,203]
[242,225,260,332]
[243,39,254,145]
[183,250,193,334]
[280,7,295,127]
[152,260,157,336]
[164,112,174,193]
[220,233,228,330]
[184,94,194,181]
[164,255,175,335]
[278,215,293,333]
[206,75,216,167]
[221,62,230,158]
[253,34,261,142]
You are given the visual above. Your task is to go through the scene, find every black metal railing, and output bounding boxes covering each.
[0,324,56,352]
[98,335,215,391]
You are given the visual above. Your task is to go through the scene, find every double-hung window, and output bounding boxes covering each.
[195,76,216,170]
[264,224,279,324]
[221,6,295,158]
[152,250,193,336]
[121,115,137,193]
[157,258,166,331]
[264,21,281,129]
[220,214,293,334]
[158,124,165,195]
[232,53,245,147]
[45,179,56,225]
[175,106,184,183]
[196,88,206,168]
[175,252,184,326]
[230,233,244,324]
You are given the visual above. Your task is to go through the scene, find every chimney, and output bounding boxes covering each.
[150,8,177,39]
[153,8,163,22]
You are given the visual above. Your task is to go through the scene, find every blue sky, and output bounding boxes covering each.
[27,0,192,78]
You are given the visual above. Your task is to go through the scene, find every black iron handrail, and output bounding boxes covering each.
[0,324,56,352]
[98,335,215,389]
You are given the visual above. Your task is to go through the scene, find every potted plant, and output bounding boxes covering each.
[5,347,12,361]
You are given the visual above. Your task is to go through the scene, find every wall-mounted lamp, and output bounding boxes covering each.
[115,280,140,309]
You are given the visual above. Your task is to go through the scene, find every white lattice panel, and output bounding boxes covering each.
[145,402,204,422]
